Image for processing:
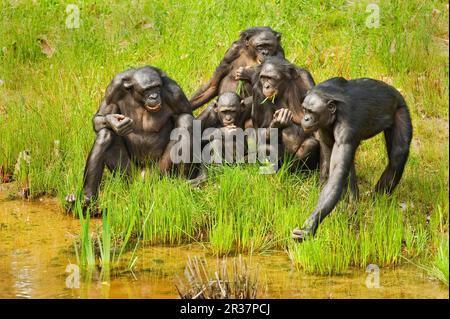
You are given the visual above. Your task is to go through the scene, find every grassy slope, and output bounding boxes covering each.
[0,0,448,279]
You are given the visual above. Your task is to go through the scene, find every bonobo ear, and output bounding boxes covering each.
[212,102,219,113]
[275,32,282,42]
[240,100,245,110]
[327,100,337,114]
[123,79,133,90]
[288,66,298,80]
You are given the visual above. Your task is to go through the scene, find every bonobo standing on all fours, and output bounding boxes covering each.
[292,77,413,241]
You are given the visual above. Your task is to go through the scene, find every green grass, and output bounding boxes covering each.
[428,236,449,286]
[0,0,448,275]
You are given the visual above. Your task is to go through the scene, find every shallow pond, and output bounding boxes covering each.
[0,190,447,299]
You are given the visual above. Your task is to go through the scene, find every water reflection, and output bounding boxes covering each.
[0,192,448,299]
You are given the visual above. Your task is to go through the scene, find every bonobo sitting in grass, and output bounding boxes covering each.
[66,66,196,209]
[292,77,413,241]
[251,57,319,170]
[189,92,251,185]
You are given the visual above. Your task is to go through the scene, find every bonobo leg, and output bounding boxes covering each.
[190,83,219,110]
[293,137,320,170]
[292,143,356,241]
[281,126,320,170]
[69,128,131,206]
[160,114,196,178]
[375,107,412,194]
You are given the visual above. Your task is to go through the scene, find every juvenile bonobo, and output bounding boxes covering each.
[190,27,285,110]
[66,66,195,207]
[251,57,319,169]
[188,92,249,186]
[204,92,248,163]
[292,77,413,241]
[196,92,250,131]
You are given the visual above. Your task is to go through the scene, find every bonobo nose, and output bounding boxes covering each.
[149,93,158,99]
[304,115,311,122]
[264,83,270,89]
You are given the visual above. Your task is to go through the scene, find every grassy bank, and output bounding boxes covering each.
[0,0,448,281]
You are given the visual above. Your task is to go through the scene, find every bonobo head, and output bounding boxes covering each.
[258,57,297,99]
[241,27,282,64]
[213,92,244,128]
[124,67,163,112]
[301,91,337,133]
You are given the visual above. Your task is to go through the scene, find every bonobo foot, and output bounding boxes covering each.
[187,167,208,188]
[291,227,315,242]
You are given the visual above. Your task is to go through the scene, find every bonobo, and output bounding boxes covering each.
[292,77,413,241]
[196,91,250,132]
[202,92,249,163]
[190,27,285,110]
[188,92,250,186]
[66,66,195,207]
[251,57,319,169]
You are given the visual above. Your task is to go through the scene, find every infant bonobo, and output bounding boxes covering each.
[292,77,413,241]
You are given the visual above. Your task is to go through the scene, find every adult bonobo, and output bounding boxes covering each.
[251,57,319,169]
[66,66,195,207]
[292,77,413,241]
[190,27,285,110]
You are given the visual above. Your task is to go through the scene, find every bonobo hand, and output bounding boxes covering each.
[270,108,293,129]
[234,67,250,81]
[105,114,133,136]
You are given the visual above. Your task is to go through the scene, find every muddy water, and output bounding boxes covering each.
[0,190,448,299]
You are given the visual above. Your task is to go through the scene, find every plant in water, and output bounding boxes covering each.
[175,255,263,299]
[428,236,449,286]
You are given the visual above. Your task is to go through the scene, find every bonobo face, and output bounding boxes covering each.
[214,92,242,128]
[259,63,283,99]
[248,31,279,64]
[301,92,336,133]
[129,68,163,112]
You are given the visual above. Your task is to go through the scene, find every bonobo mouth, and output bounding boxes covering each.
[262,90,277,99]
[301,122,319,133]
[144,103,161,112]
[223,123,237,128]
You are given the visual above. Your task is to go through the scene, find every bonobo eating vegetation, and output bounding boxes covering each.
[196,91,251,132]
[251,57,319,169]
[190,27,285,110]
[66,66,195,207]
[292,77,413,241]
[200,92,249,163]
[188,92,251,186]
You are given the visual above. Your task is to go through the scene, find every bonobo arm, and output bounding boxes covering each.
[92,101,119,132]
[195,104,220,131]
[162,76,193,116]
[296,68,316,92]
[93,69,135,133]
[190,42,241,109]
[235,66,258,82]
[302,142,356,234]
